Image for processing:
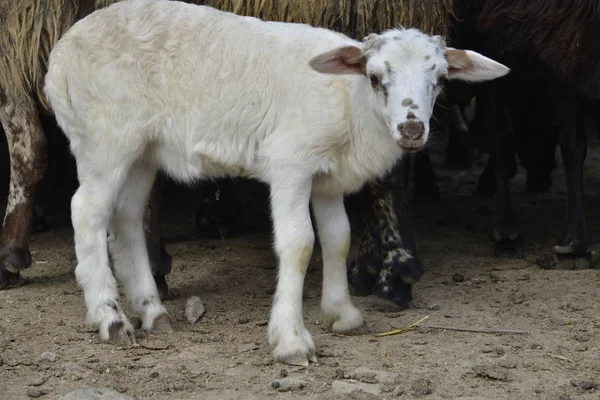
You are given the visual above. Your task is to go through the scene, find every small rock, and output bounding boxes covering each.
[574,333,590,343]
[498,360,517,369]
[238,343,259,352]
[331,380,381,396]
[26,388,45,398]
[255,320,268,327]
[185,296,206,324]
[351,368,399,385]
[472,365,508,381]
[150,372,160,379]
[558,395,572,400]
[30,377,46,387]
[452,273,465,283]
[279,369,288,378]
[63,362,85,378]
[570,380,598,391]
[224,365,245,377]
[428,304,441,311]
[39,352,57,362]
[411,378,433,397]
[392,386,404,396]
[238,317,250,325]
[535,253,557,269]
[57,387,136,400]
[270,377,309,392]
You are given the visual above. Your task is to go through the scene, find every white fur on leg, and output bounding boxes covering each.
[267,176,317,366]
[109,162,170,333]
[311,193,365,332]
[71,175,135,345]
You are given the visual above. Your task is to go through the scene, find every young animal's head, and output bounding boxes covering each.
[309,28,509,152]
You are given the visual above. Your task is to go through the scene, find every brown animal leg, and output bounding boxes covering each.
[144,176,172,300]
[0,102,47,289]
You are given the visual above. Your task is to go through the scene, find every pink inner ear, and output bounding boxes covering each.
[446,49,473,72]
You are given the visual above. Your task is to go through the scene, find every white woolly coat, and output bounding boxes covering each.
[44,0,402,195]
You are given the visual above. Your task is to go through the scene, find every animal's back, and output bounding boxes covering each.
[45,0,356,178]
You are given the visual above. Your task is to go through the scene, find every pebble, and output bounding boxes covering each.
[238,343,259,352]
[498,360,517,369]
[57,387,136,400]
[185,296,206,324]
[574,333,590,343]
[411,378,433,397]
[30,377,46,386]
[150,372,160,379]
[350,368,399,385]
[39,352,57,363]
[570,380,598,391]
[429,304,441,311]
[331,380,381,396]
[26,388,45,398]
[270,377,309,392]
[452,273,465,283]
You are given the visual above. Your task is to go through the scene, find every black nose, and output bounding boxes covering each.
[398,120,424,140]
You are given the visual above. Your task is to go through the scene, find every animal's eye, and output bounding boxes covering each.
[369,74,380,86]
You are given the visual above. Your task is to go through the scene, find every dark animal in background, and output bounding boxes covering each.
[454,0,600,266]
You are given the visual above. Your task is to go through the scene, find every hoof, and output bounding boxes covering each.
[372,279,413,310]
[322,304,365,333]
[107,321,136,346]
[554,250,593,270]
[273,343,317,367]
[0,247,32,272]
[493,230,524,258]
[0,267,25,290]
[347,261,379,297]
[150,313,173,334]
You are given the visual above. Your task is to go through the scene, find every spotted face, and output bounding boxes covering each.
[310,28,510,153]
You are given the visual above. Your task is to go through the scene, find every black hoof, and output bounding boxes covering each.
[372,278,413,310]
[0,267,25,290]
[383,253,425,284]
[0,247,33,271]
[553,246,593,270]
[493,230,524,258]
[347,258,380,297]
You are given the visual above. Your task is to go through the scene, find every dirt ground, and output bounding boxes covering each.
[1,131,600,400]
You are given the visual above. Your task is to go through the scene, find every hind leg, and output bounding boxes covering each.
[144,176,172,300]
[0,101,47,289]
[71,160,135,345]
[109,161,171,334]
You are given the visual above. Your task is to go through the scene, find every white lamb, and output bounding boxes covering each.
[43,0,509,366]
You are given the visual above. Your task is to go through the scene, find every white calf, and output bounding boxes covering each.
[44,0,509,366]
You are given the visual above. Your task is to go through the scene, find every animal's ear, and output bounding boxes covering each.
[309,46,366,75]
[446,48,510,82]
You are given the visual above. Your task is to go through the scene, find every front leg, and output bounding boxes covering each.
[267,176,316,366]
[311,193,364,332]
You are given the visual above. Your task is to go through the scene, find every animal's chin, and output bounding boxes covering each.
[396,138,426,153]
